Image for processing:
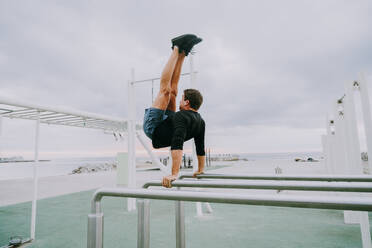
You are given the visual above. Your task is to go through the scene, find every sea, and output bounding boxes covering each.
[0,151,322,181]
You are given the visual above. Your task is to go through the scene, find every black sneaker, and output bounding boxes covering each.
[171,34,197,53]
[183,37,202,56]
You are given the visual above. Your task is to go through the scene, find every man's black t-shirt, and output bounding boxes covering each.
[152,110,205,156]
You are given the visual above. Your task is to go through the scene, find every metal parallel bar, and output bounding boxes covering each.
[88,188,372,248]
[175,200,185,248]
[179,173,372,182]
[91,188,372,213]
[143,180,372,192]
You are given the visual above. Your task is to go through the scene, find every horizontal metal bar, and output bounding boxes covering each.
[91,188,372,214]
[143,180,372,192]
[41,115,81,122]
[132,72,197,84]
[180,173,372,182]
[50,119,85,125]
[5,108,35,115]
[5,111,41,118]
[39,112,65,118]
[43,121,124,132]
[12,112,63,119]
[50,118,109,125]
[0,96,127,123]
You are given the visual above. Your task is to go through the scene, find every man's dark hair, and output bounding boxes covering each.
[184,89,203,110]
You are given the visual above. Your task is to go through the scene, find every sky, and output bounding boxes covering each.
[0,0,372,159]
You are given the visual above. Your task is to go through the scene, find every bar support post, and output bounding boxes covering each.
[175,200,185,248]
[137,199,150,248]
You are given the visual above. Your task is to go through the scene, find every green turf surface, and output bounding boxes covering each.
[0,190,370,248]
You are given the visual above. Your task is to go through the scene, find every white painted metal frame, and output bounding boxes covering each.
[0,95,134,241]
[322,74,372,248]
[0,96,133,132]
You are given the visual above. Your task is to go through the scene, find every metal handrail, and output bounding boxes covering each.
[142,179,372,192]
[179,173,372,182]
[88,187,372,248]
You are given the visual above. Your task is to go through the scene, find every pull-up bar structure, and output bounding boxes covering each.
[126,69,197,210]
[126,52,210,215]
[87,187,372,248]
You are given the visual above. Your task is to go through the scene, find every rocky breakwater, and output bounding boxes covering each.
[70,162,117,174]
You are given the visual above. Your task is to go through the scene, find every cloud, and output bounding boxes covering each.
[0,0,372,157]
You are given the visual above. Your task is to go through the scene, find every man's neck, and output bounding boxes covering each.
[183,107,197,112]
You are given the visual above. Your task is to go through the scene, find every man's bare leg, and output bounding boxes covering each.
[152,47,180,110]
[167,52,186,112]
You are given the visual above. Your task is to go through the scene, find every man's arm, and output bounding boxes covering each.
[162,150,183,188]
[193,120,206,177]
[162,112,187,187]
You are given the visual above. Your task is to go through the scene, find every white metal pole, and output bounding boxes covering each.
[127,69,136,211]
[328,117,338,174]
[334,102,348,174]
[359,211,372,248]
[341,91,366,227]
[0,117,2,160]
[321,135,330,173]
[344,82,362,174]
[189,53,198,174]
[339,100,357,175]
[325,116,336,174]
[356,74,372,248]
[31,112,40,240]
[189,52,208,217]
[136,132,169,173]
[358,73,372,172]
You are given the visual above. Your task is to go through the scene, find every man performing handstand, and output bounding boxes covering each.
[143,34,205,188]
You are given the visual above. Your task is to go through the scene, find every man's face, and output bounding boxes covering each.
[179,94,188,110]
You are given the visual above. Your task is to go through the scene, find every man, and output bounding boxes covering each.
[143,34,205,188]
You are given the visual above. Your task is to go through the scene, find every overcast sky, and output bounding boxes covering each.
[0,1,372,158]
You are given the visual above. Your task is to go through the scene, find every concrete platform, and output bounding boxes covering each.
[1,162,369,247]
[0,189,370,248]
